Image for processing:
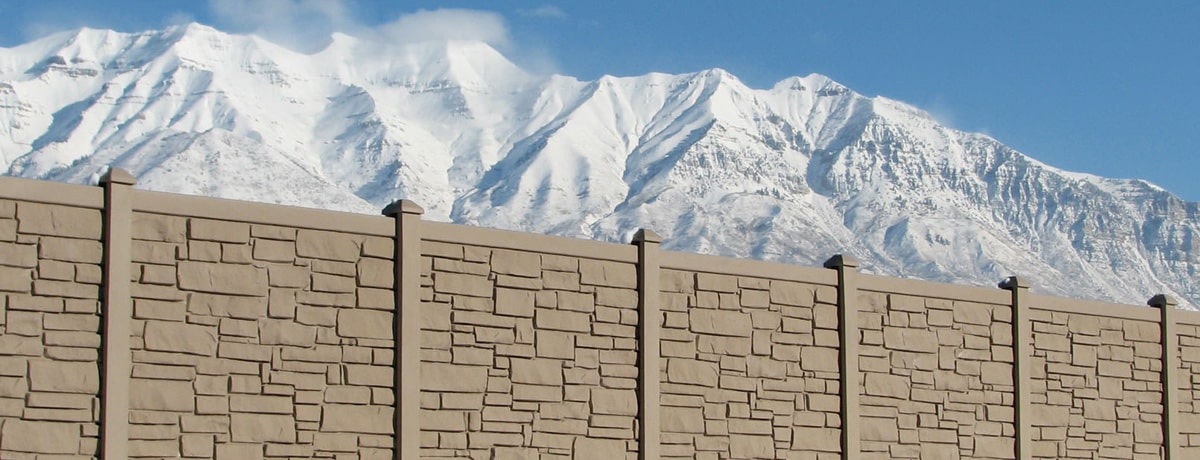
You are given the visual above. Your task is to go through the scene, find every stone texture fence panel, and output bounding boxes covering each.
[1178,320,1200,456]
[418,239,641,459]
[0,183,105,459]
[656,267,842,460]
[855,291,1016,460]
[125,210,398,459]
[1025,305,1164,459]
[1,171,1198,460]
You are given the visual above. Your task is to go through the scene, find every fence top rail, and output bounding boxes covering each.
[421,221,638,263]
[1025,293,1160,322]
[857,273,1012,306]
[135,186,639,263]
[1,175,104,209]
[1177,309,1200,325]
[132,188,395,237]
[659,250,838,286]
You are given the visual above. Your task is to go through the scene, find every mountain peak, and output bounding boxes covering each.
[768,73,856,97]
[166,22,223,38]
[383,39,529,89]
[1,23,1195,309]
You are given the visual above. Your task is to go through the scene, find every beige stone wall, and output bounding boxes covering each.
[0,199,104,459]
[1027,309,1163,459]
[419,241,640,459]
[125,212,396,459]
[1177,322,1200,455]
[3,176,1199,460]
[657,269,842,459]
[857,292,1016,459]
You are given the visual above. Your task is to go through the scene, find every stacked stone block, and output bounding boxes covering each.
[856,293,1016,460]
[126,212,396,459]
[419,242,640,459]
[1179,323,1200,455]
[0,199,104,459]
[657,269,841,460]
[1028,310,1163,459]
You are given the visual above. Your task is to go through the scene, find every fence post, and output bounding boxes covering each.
[383,200,423,460]
[633,229,662,460]
[1000,276,1031,460]
[1150,294,1179,460]
[823,254,860,460]
[99,168,135,460]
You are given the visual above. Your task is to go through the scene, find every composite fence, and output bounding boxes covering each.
[0,170,1196,460]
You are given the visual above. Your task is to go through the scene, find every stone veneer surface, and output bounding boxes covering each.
[857,292,1016,460]
[0,199,104,459]
[1028,309,1163,459]
[125,212,397,459]
[1176,321,1200,456]
[420,241,640,459]
[2,177,1200,460]
[658,269,842,460]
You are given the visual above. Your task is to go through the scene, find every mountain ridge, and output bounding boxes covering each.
[3,23,1196,308]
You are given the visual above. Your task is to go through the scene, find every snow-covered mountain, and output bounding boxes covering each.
[3,24,1197,308]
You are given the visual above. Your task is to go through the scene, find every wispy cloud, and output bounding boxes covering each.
[21,22,72,42]
[166,11,197,26]
[208,0,355,51]
[373,9,510,48]
[518,5,567,19]
[202,1,559,74]
[207,1,512,51]
[924,95,959,128]
[7,5,197,45]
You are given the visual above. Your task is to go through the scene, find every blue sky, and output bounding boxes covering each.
[2,1,1198,201]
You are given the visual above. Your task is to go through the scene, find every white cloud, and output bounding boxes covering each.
[209,0,353,29]
[202,2,557,74]
[207,2,511,51]
[373,9,510,48]
[166,11,197,26]
[21,22,72,42]
[923,95,959,128]
[518,5,567,19]
[8,6,191,45]
[208,0,355,51]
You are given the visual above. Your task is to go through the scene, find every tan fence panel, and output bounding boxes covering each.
[0,195,105,458]
[419,241,641,458]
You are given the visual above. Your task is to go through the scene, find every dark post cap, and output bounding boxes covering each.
[823,254,860,270]
[382,199,424,217]
[632,228,663,245]
[1148,294,1177,309]
[100,167,137,186]
[998,276,1029,291]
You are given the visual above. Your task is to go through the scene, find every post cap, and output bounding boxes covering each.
[100,167,137,186]
[631,228,663,245]
[1148,294,1178,309]
[998,276,1030,290]
[382,199,424,217]
[823,254,860,270]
